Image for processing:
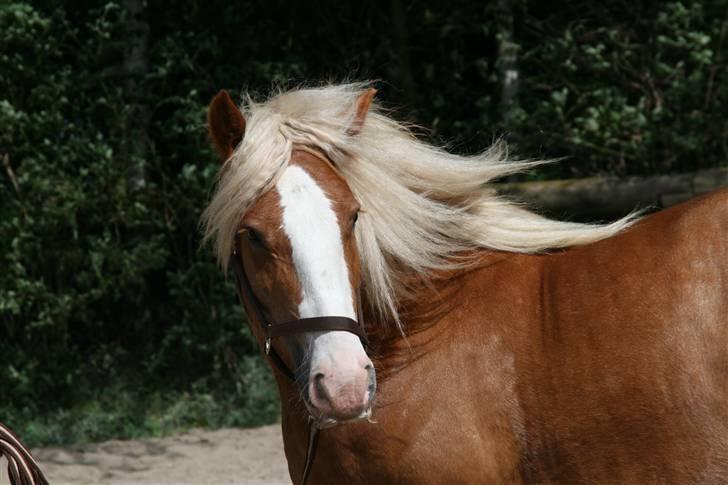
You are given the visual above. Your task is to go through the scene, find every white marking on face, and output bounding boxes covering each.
[276,165,356,320]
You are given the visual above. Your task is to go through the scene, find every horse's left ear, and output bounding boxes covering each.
[346,88,377,136]
[208,90,246,161]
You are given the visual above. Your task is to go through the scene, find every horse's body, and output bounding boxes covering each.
[281,189,728,484]
[203,83,728,484]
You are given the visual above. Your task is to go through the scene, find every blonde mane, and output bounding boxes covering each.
[202,82,637,325]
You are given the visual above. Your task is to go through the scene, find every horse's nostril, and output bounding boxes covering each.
[364,363,373,372]
[312,372,328,400]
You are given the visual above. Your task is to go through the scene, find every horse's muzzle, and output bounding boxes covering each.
[307,359,376,424]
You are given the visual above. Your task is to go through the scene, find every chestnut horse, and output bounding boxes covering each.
[203,83,728,484]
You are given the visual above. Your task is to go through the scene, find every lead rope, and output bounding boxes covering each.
[300,418,320,485]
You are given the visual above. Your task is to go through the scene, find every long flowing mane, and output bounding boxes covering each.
[202,82,637,324]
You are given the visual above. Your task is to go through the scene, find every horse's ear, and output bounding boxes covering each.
[346,88,377,136]
[208,90,246,161]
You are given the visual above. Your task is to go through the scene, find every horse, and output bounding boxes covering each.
[202,83,728,484]
[0,422,49,485]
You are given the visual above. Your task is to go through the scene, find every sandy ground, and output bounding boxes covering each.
[29,425,293,485]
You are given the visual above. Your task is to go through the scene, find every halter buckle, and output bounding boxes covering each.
[264,337,271,355]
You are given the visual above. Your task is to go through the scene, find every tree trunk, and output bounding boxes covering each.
[122,0,151,190]
[496,0,519,117]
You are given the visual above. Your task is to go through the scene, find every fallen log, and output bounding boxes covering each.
[497,167,728,220]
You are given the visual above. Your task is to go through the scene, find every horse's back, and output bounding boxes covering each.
[522,188,728,483]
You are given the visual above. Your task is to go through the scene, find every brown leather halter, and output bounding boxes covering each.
[228,146,369,485]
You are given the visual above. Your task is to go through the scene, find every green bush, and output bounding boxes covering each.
[509,0,728,178]
[0,2,278,446]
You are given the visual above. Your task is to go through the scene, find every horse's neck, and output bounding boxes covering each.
[360,249,520,376]
[378,249,516,332]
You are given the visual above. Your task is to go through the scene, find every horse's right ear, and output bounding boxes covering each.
[208,90,246,161]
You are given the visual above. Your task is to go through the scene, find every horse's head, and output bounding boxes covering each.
[206,89,377,426]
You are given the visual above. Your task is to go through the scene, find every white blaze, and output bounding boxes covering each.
[276,165,356,320]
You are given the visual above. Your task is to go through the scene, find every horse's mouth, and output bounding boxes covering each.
[312,407,374,429]
[301,392,375,429]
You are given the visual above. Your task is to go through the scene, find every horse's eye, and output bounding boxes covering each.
[351,211,359,227]
[246,228,266,249]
